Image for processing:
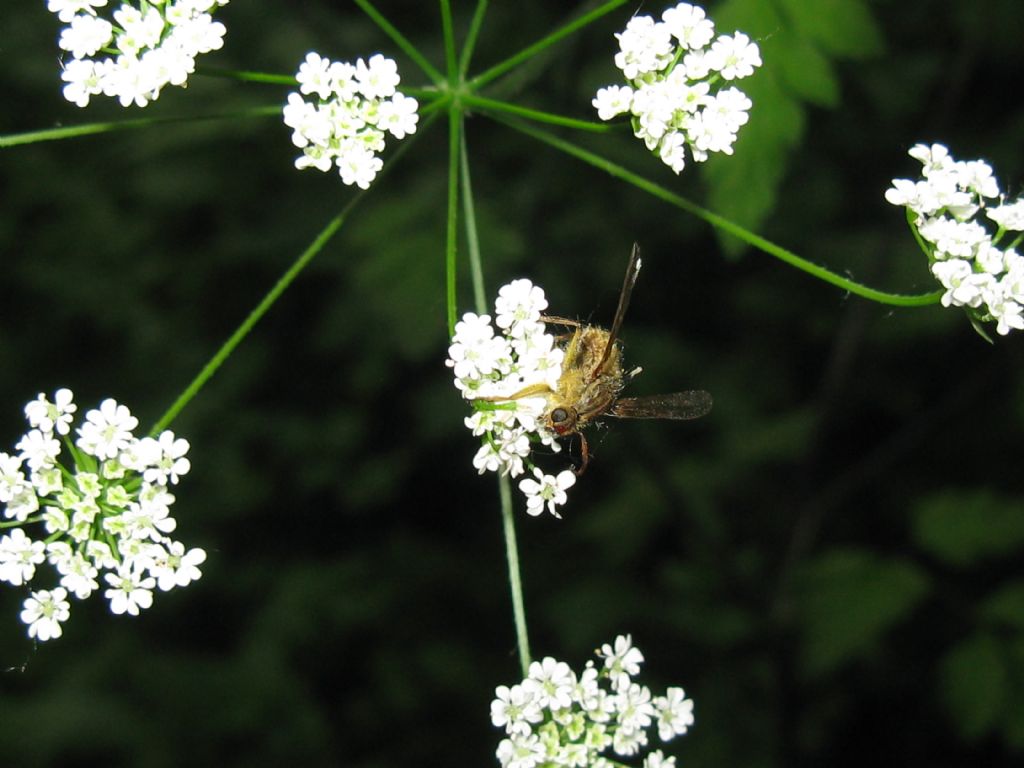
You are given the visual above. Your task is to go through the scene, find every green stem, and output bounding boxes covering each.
[459,0,489,81]
[149,211,345,435]
[0,106,281,148]
[468,0,631,90]
[503,118,944,307]
[499,471,531,676]
[460,132,487,314]
[445,106,462,336]
[439,0,458,86]
[149,111,440,434]
[354,0,446,86]
[460,129,530,677]
[464,94,609,133]
[196,66,296,85]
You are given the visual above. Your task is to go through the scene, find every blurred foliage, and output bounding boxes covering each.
[2,1,1024,767]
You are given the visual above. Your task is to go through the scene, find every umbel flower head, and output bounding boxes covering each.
[446,280,577,518]
[886,143,1024,338]
[49,0,230,108]
[0,388,205,642]
[593,2,762,175]
[490,634,695,768]
[282,52,420,189]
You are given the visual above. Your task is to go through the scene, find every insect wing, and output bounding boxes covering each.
[593,242,642,377]
[609,390,713,420]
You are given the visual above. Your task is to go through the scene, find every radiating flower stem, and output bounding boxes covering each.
[468,0,631,90]
[500,116,945,308]
[196,66,297,85]
[460,114,530,676]
[0,106,281,148]
[151,111,440,434]
[500,470,531,676]
[460,133,488,313]
[355,0,445,86]
[459,0,489,81]
[446,107,462,336]
[461,94,609,132]
[440,0,458,85]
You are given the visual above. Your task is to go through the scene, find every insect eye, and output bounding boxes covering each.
[551,407,570,425]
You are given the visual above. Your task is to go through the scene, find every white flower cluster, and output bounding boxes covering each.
[50,0,229,108]
[282,52,420,190]
[593,3,761,174]
[491,634,694,768]
[886,143,1024,336]
[0,388,205,642]
[446,279,576,518]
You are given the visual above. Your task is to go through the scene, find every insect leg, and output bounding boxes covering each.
[574,432,590,476]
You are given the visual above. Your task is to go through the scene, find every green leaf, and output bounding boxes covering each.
[793,548,930,677]
[774,32,840,108]
[701,0,883,255]
[777,0,883,58]
[981,581,1024,632]
[939,632,1007,741]
[911,489,1024,567]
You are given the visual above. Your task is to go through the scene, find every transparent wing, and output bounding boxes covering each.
[608,391,713,420]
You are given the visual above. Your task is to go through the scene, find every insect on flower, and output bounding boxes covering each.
[479,243,712,473]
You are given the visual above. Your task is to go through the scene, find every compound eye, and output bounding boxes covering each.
[551,407,570,425]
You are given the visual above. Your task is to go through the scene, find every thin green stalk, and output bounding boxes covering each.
[460,131,487,313]
[468,0,630,90]
[354,0,446,86]
[149,211,345,435]
[439,0,458,86]
[0,106,281,148]
[500,471,531,676]
[196,67,297,85]
[445,106,462,336]
[503,117,944,308]
[464,94,609,132]
[460,128,530,673]
[459,0,489,81]
[150,110,440,434]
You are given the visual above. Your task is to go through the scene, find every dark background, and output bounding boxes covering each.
[2,2,1023,766]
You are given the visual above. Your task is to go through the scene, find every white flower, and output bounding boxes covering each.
[654,687,695,740]
[491,683,544,736]
[48,0,230,108]
[644,750,677,768]
[48,0,108,23]
[0,528,46,586]
[20,587,71,642]
[16,429,61,472]
[0,452,28,504]
[140,430,191,485]
[518,468,576,518]
[377,92,420,139]
[597,3,760,174]
[525,656,576,710]
[495,279,549,336]
[662,3,714,49]
[150,542,206,591]
[593,85,634,121]
[496,733,546,768]
[614,16,674,79]
[25,390,77,438]
[355,54,401,100]
[988,200,1024,231]
[58,13,113,58]
[297,52,335,100]
[600,634,645,690]
[76,398,139,460]
[705,32,761,79]
[888,143,1024,337]
[104,563,156,615]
